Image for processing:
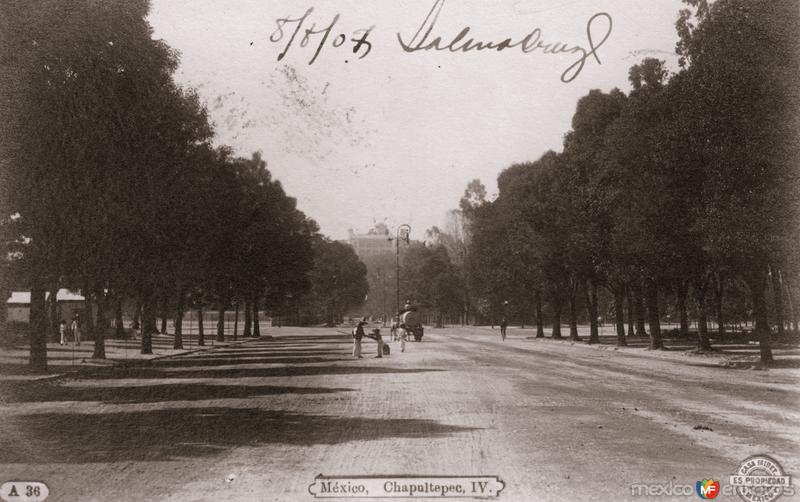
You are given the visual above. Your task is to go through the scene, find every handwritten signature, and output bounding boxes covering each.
[269,0,613,83]
[398,0,612,83]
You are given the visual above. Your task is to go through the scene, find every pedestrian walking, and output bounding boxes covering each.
[398,325,407,352]
[500,318,508,341]
[352,319,366,359]
[59,320,67,345]
[71,314,81,346]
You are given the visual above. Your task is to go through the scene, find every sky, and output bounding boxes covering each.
[147,0,684,241]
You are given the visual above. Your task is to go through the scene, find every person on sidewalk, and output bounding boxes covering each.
[59,320,67,345]
[352,319,366,359]
[71,314,81,346]
[500,318,508,341]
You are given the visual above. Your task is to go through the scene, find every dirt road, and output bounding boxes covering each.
[1,327,798,501]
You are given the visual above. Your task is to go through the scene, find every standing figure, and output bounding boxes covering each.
[71,314,81,346]
[500,318,508,341]
[397,325,407,353]
[352,319,366,359]
[370,328,384,358]
[59,320,67,345]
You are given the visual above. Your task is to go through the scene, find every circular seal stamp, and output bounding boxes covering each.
[729,455,793,502]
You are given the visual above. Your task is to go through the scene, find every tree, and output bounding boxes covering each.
[674,0,800,363]
[402,243,463,327]
[562,88,627,345]
[300,239,368,326]
[0,0,211,367]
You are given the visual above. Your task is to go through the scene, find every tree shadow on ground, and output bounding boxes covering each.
[181,349,346,360]
[0,361,112,377]
[262,335,352,343]
[0,407,480,464]
[146,357,352,368]
[88,365,445,380]
[1,382,354,404]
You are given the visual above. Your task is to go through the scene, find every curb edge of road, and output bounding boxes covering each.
[516,332,766,368]
[17,336,271,384]
[458,326,768,369]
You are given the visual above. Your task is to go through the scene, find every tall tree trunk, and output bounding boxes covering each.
[613,288,627,346]
[770,266,785,335]
[585,281,599,344]
[634,284,647,336]
[676,280,689,337]
[115,297,125,338]
[551,299,562,339]
[159,295,168,335]
[626,288,635,338]
[713,273,726,336]
[133,299,142,328]
[216,302,226,342]
[785,282,799,333]
[253,297,261,337]
[197,306,205,346]
[141,294,154,354]
[644,279,663,350]
[47,286,59,342]
[93,287,107,359]
[82,282,95,342]
[29,279,48,372]
[693,280,711,351]
[535,291,544,338]
[744,270,773,364]
[144,300,157,337]
[173,291,185,350]
[0,288,8,340]
[243,297,252,337]
[568,292,579,341]
[233,302,240,340]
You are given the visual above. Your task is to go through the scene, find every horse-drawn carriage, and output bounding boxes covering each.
[392,308,424,343]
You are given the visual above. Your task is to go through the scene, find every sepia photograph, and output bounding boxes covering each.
[0,0,798,501]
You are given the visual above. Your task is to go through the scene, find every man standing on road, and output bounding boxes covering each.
[59,319,68,345]
[352,319,366,359]
[500,318,508,341]
[71,314,81,346]
[368,328,384,358]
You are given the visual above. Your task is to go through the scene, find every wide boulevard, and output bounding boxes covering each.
[1,326,797,501]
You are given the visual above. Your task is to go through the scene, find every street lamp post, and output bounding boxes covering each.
[394,224,411,316]
[382,271,387,326]
[377,268,387,327]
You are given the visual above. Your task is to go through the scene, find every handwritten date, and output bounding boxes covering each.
[270,8,374,65]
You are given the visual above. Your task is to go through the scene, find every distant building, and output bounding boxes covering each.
[6,289,89,323]
[348,223,394,258]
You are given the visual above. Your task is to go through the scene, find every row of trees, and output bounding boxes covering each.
[348,2,797,356]
[433,0,798,364]
[0,0,368,372]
